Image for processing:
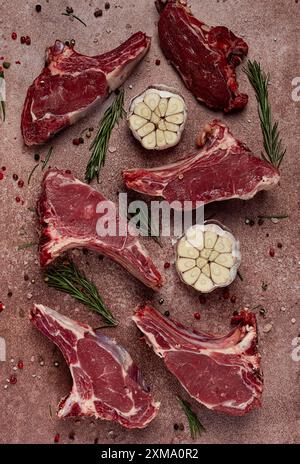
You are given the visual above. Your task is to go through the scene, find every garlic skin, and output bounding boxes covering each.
[128,85,187,150]
[176,223,241,293]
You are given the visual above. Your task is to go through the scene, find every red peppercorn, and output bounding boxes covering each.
[20,36,26,44]
[0,172,3,181]
[194,312,201,320]
[223,289,230,300]
[65,170,71,174]
[12,32,17,40]
[25,36,31,46]
[0,302,5,312]
[13,173,18,181]
[17,360,24,369]
[54,433,60,443]
[199,295,206,304]
[164,262,171,269]
[72,138,80,145]
[155,59,161,66]
[9,375,17,385]
[15,60,21,65]
[230,295,237,304]
[17,180,24,188]
[277,242,283,249]
[15,196,21,203]
[269,247,275,257]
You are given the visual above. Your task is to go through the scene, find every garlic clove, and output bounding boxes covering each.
[166,96,184,116]
[186,227,204,250]
[156,129,166,148]
[196,257,207,269]
[165,122,179,132]
[151,112,161,125]
[204,231,218,249]
[165,131,178,145]
[144,93,160,111]
[194,274,214,292]
[214,236,233,253]
[166,113,184,124]
[209,250,219,262]
[202,263,211,277]
[158,98,168,117]
[178,238,200,259]
[215,253,234,268]
[137,122,155,138]
[141,131,156,149]
[177,258,196,272]
[210,263,230,285]
[129,115,148,131]
[182,267,200,285]
[133,102,152,120]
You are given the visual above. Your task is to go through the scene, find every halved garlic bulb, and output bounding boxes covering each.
[128,85,187,150]
[176,223,241,293]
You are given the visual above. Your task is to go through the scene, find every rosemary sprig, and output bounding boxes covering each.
[177,397,205,440]
[0,71,5,122]
[128,206,162,247]
[45,260,117,326]
[62,9,87,27]
[244,60,286,168]
[85,89,126,183]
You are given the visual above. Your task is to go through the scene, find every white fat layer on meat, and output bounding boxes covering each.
[34,304,87,339]
[106,46,148,91]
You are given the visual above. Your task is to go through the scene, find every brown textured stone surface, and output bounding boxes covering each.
[0,0,299,444]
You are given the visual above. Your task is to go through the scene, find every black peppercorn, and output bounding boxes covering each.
[35,4,41,12]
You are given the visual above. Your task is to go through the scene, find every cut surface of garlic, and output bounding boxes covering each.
[128,85,187,150]
[176,223,241,293]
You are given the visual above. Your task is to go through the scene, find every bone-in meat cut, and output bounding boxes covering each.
[21,32,151,145]
[155,0,248,112]
[30,304,159,428]
[38,169,163,290]
[123,120,280,208]
[133,304,263,416]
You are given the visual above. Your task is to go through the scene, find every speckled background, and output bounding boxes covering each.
[0,0,299,445]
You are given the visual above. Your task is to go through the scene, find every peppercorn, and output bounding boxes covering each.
[34,153,40,161]
[35,4,41,12]
[277,242,283,248]
[3,62,10,69]
[72,138,80,146]
[230,295,237,304]
[20,36,26,44]
[164,310,170,317]
[105,2,110,10]
[173,423,179,431]
[66,6,74,14]
[155,59,161,66]
[194,312,201,320]
[13,173,18,181]
[159,298,164,305]
[78,137,84,144]
[258,218,264,226]
[94,8,103,17]
[164,262,171,269]
[269,247,275,257]
[12,32,17,40]
[25,36,31,46]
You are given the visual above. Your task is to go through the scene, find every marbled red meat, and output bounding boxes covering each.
[155,0,248,112]
[38,169,163,290]
[22,32,150,145]
[30,304,159,428]
[133,304,263,416]
[123,120,280,208]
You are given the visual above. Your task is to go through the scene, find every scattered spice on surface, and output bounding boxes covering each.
[159,297,164,305]
[269,247,275,257]
[7,291,12,297]
[258,218,264,226]
[230,294,237,304]
[25,36,31,46]
[164,262,171,269]
[94,8,103,17]
[34,153,40,161]
[20,36,26,44]
[13,173,18,181]
[0,172,3,181]
[194,312,201,320]
[164,310,170,317]
[0,302,5,313]
[35,4,42,12]
[18,180,24,188]
[262,282,268,291]
[15,196,21,203]
[155,59,161,66]
[277,242,283,248]
[105,2,110,9]
[3,62,10,69]
[54,433,60,443]
[173,423,179,431]
[11,32,17,40]
[17,360,24,369]
[9,375,17,385]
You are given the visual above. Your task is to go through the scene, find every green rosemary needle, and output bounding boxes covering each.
[177,397,205,440]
